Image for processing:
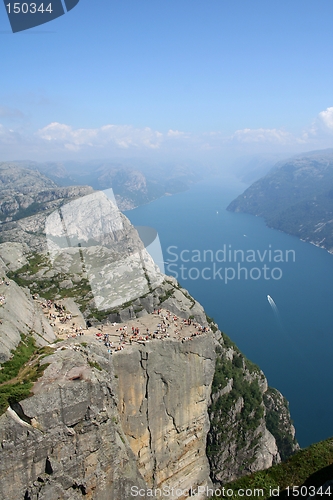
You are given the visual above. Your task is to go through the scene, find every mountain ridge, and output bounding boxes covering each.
[227,149,333,253]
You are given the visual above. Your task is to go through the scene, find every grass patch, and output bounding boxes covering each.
[7,253,92,307]
[264,388,297,461]
[88,307,119,322]
[11,201,47,222]
[0,383,34,414]
[159,288,175,303]
[206,314,218,332]
[207,336,266,474]
[211,438,333,500]
[8,253,48,277]
[88,360,102,371]
[0,335,37,384]
[143,269,153,292]
[208,355,264,452]
[180,289,196,308]
[0,335,54,415]
[222,332,260,374]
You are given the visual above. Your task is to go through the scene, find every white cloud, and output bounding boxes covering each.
[37,122,164,151]
[167,129,185,137]
[300,107,333,145]
[231,128,292,144]
[317,107,333,131]
[1,107,333,162]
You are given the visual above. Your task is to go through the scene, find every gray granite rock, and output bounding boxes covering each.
[0,269,55,362]
[0,345,149,500]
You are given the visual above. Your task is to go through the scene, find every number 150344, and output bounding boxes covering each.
[6,3,53,14]
[286,486,332,497]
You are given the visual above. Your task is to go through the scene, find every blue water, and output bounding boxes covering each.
[126,175,333,448]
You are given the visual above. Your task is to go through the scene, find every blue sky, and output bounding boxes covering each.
[1,0,333,163]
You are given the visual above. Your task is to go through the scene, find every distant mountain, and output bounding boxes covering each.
[15,159,204,210]
[231,153,289,184]
[0,163,93,222]
[0,163,93,251]
[227,149,333,253]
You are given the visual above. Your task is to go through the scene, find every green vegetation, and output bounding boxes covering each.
[8,250,191,322]
[159,288,175,303]
[208,358,264,454]
[143,269,153,292]
[88,298,141,321]
[206,314,218,333]
[8,254,41,282]
[11,201,46,222]
[163,279,196,308]
[0,335,37,384]
[0,202,43,223]
[0,335,54,415]
[222,332,260,374]
[211,437,333,500]
[264,388,297,461]
[88,307,119,322]
[7,254,92,307]
[88,360,102,371]
[207,337,265,463]
[208,334,297,484]
[180,289,196,308]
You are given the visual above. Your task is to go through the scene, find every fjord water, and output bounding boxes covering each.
[126,175,333,448]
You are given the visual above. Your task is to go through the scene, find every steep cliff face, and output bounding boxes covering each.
[0,239,217,500]
[113,334,216,499]
[263,387,299,461]
[0,303,298,499]
[0,253,56,363]
[0,344,149,500]
[0,329,218,500]
[207,333,298,484]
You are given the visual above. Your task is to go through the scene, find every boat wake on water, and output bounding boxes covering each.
[267,294,285,328]
[267,294,278,313]
[266,294,304,358]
